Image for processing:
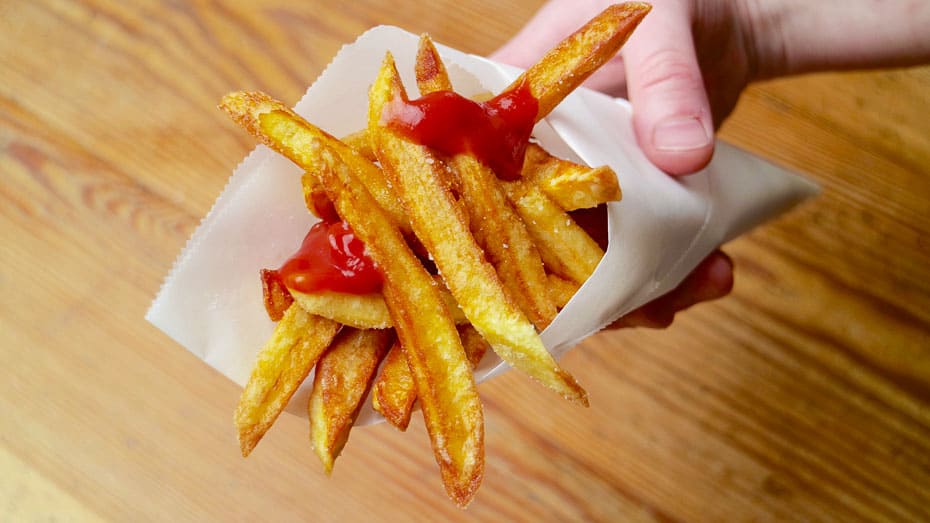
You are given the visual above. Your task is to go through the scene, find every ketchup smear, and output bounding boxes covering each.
[278,220,382,294]
[384,80,538,180]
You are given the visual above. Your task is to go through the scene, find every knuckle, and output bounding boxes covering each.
[633,48,704,94]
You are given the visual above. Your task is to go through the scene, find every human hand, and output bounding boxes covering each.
[495,0,930,175]
[492,0,749,325]
[493,0,759,176]
[493,1,930,327]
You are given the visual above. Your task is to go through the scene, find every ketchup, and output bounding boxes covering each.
[383,81,538,180]
[278,220,382,294]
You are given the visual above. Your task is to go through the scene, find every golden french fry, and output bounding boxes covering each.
[370,339,416,430]
[369,53,587,406]
[458,324,491,367]
[218,93,484,506]
[340,129,376,161]
[522,143,620,211]
[543,164,620,210]
[300,172,339,221]
[291,289,392,330]
[289,278,466,330]
[415,34,454,93]
[299,165,437,262]
[260,268,294,322]
[373,324,488,431]
[547,273,581,308]
[310,142,484,507]
[234,304,340,457]
[505,181,604,286]
[219,92,408,233]
[415,35,558,330]
[507,2,651,121]
[309,327,392,474]
[447,153,558,329]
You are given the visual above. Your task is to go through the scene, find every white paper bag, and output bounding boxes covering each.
[147,26,817,424]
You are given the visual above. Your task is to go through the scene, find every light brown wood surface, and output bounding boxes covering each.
[3,1,929,521]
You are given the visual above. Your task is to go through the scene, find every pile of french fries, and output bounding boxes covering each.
[220,3,650,507]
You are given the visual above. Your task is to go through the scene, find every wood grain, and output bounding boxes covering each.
[2,1,929,521]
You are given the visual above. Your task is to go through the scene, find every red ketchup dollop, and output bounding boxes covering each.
[384,81,539,180]
[278,220,382,294]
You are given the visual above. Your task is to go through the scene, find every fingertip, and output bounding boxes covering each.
[708,250,733,294]
[703,250,734,299]
[639,115,715,176]
[607,306,672,330]
[665,249,733,311]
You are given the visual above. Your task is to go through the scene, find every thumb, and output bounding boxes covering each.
[623,2,714,175]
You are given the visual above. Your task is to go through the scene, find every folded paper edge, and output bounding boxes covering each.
[145,145,273,332]
[542,143,820,359]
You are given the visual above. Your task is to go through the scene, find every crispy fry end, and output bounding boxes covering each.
[309,328,391,473]
[260,269,294,321]
[234,305,339,456]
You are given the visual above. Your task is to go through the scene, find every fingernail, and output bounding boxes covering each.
[653,116,711,152]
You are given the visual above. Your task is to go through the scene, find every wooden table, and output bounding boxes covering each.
[3,1,929,521]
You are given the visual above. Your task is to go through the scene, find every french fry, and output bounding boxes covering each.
[289,278,467,330]
[373,324,489,431]
[218,93,485,506]
[507,2,651,121]
[369,339,415,430]
[458,324,491,368]
[291,289,392,330]
[506,143,608,285]
[300,172,339,221]
[522,143,620,211]
[219,92,409,234]
[309,327,392,474]
[505,181,604,286]
[310,142,484,507]
[369,53,587,407]
[547,273,581,309]
[414,34,454,93]
[260,268,294,321]
[544,163,620,211]
[340,129,376,161]
[415,35,558,331]
[234,304,340,456]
